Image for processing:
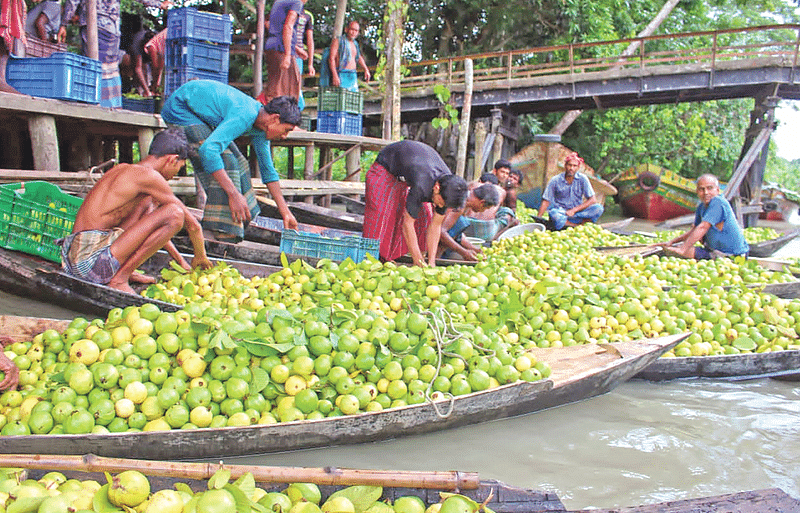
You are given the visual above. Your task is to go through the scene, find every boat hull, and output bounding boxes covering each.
[634,349,800,381]
[0,321,684,460]
[615,164,697,222]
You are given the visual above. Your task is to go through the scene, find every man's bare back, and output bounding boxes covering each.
[73,164,157,233]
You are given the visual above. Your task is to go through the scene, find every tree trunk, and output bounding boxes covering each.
[333,0,348,41]
[86,0,98,60]
[549,0,681,136]
[382,1,406,140]
[455,59,473,178]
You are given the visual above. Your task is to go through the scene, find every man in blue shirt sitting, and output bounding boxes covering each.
[537,152,603,230]
[659,174,749,259]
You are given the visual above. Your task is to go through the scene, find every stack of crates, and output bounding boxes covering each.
[6,52,101,104]
[316,87,363,136]
[165,7,232,98]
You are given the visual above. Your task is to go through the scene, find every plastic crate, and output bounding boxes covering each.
[24,37,67,58]
[166,38,229,74]
[317,111,362,136]
[6,52,100,104]
[318,87,363,114]
[280,229,372,262]
[355,236,380,262]
[299,116,312,131]
[164,67,228,97]
[167,7,232,45]
[121,96,158,113]
[0,182,83,263]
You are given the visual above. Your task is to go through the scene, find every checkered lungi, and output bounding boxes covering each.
[181,124,260,242]
[82,27,122,108]
[363,162,432,262]
[256,49,300,105]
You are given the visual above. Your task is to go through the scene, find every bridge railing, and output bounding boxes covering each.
[387,24,800,93]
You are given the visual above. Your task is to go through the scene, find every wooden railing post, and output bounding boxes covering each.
[710,32,718,88]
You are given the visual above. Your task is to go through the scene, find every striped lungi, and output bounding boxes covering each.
[257,49,300,105]
[363,162,432,262]
[181,123,260,242]
[83,27,122,108]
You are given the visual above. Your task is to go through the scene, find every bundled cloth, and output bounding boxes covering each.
[1,0,26,51]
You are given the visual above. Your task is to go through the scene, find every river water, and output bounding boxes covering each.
[2,226,799,510]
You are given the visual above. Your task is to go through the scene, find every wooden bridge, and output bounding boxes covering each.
[354,24,800,122]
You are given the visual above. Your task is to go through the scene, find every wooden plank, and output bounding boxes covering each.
[657,204,762,228]
[634,349,800,381]
[583,488,800,513]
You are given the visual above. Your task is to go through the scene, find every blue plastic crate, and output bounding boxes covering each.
[6,52,100,104]
[356,236,380,262]
[167,7,232,45]
[121,96,157,113]
[280,229,368,262]
[317,111,362,136]
[164,67,228,98]
[166,38,229,74]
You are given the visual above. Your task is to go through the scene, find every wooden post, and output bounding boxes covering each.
[138,128,154,158]
[345,144,361,200]
[320,146,332,207]
[304,143,314,203]
[382,1,405,140]
[119,139,134,164]
[455,59,472,178]
[287,147,295,179]
[492,132,504,168]
[88,135,103,166]
[254,0,265,96]
[86,0,98,60]
[473,120,486,181]
[28,115,60,171]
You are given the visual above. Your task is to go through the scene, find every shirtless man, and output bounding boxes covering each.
[329,21,370,91]
[60,128,212,293]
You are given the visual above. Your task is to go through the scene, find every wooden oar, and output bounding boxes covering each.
[0,454,481,491]
[594,244,663,257]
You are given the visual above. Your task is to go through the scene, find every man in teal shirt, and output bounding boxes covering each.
[660,173,749,259]
[161,80,301,242]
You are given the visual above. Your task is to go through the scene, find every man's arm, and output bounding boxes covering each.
[537,199,550,217]
[133,54,151,96]
[266,180,298,230]
[329,39,340,87]
[438,211,478,261]
[35,13,50,41]
[280,10,299,70]
[58,0,80,42]
[305,27,315,76]
[426,212,446,267]
[664,221,710,258]
[566,195,596,217]
[0,337,19,391]
[357,52,370,82]
[401,210,425,267]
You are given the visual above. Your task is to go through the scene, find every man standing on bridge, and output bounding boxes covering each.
[538,152,604,230]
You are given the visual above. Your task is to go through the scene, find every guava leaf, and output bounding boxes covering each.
[293,330,308,346]
[250,367,270,393]
[764,306,781,325]
[8,496,46,513]
[327,485,383,513]
[776,325,798,339]
[289,259,302,274]
[268,309,296,326]
[239,339,277,357]
[280,252,289,268]
[310,307,331,325]
[209,468,231,490]
[330,331,340,350]
[376,277,393,294]
[174,483,193,495]
[332,309,358,325]
[223,484,253,513]
[93,484,123,513]
[533,280,566,299]
[104,472,113,485]
[48,371,66,384]
[191,320,211,335]
[231,473,256,501]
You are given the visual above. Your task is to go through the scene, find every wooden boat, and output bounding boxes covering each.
[0,456,797,513]
[0,245,281,316]
[760,183,800,223]
[613,164,698,222]
[0,318,685,459]
[0,454,566,513]
[634,349,800,381]
[748,228,800,258]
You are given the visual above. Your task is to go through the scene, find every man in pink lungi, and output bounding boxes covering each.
[363,140,468,267]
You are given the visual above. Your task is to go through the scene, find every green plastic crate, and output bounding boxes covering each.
[0,182,83,262]
[280,229,369,262]
[318,87,363,114]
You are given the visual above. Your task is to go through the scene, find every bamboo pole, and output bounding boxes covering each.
[0,455,481,491]
[254,0,265,96]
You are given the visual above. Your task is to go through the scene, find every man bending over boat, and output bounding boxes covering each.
[60,128,212,294]
[161,80,301,242]
[538,152,603,230]
[656,174,749,259]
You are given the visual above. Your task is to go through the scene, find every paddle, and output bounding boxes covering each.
[0,454,481,490]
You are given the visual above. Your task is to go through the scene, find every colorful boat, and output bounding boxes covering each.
[760,183,800,223]
[614,164,699,222]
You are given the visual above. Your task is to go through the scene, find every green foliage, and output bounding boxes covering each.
[431,84,459,130]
